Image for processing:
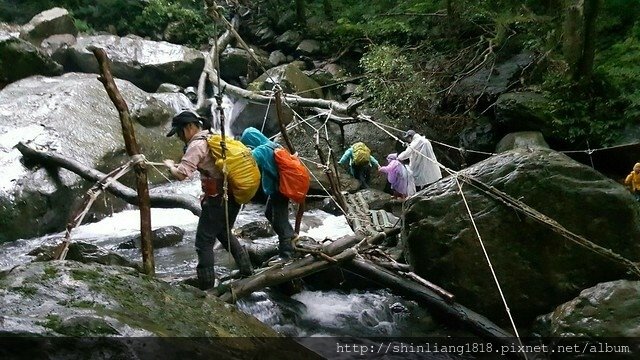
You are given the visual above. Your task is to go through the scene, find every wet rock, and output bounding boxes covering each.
[296,40,321,56]
[60,35,204,92]
[450,52,535,105]
[130,93,193,127]
[0,34,63,84]
[156,83,183,93]
[275,30,301,52]
[220,46,271,83]
[495,131,550,153]
[535,280,640,338]
[269,50,287,66]
[0,73,184,242]
[495,92,554,135]
[118,226,185,250]
[19,7,77,46]
[29,242,138,269]
[229,96,294,137]
[234,221,276,240]
[458,116,498,156]
[0,261,312,358]
[249,63,323,99]
[403,148,640,325]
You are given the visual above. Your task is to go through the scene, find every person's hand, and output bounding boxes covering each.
[163,159,175,168]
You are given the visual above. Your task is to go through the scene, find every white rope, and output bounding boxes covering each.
[260,91,273,133]
[452,175,526,355]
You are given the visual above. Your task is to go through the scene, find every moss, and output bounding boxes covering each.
[11,285,38,297]
[42,314,62,333]
[43,266,59,280]
[70,269,102,283]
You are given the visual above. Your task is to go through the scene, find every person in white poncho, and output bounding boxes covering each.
[397,130,442,191]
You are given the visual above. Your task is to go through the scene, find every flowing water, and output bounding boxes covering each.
[0,179,471,359]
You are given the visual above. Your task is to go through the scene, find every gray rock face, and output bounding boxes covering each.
[403,148,640,325]
[60,35,204,92]
[535,280,640,337]
[495,92,554,135]
[275,30,302,51]
[234,221,276,240]
[219,46,271,82]
[269,50,287,66]
[495,131,550,153]
[0,34,63,84]
[0,73,183,242]
[118,226,185,249]
[250,63,323,99]
[296,39,321,56]
[0,261,286,343]
[19,7,77,46]
[450,52,535,104]
[29,242,137,269]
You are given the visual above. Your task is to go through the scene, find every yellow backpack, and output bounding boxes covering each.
[206,134,261,204]
[352,142,371,166]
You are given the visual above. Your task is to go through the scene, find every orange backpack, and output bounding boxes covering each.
[273,147,310,204]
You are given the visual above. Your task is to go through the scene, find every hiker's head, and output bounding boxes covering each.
[403,130,416,141]
[166,110,203,143]
[634,163,640,173]
[387,153,398,162]
[240,127,270,149]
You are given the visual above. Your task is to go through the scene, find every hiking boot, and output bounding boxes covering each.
[236,249,254,277]
[278,237,296,260]
[196,266,218,290]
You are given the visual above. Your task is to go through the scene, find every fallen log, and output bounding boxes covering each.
[16,142,202,216]
[218,228,401,302]
[341,257,516,342]
[219,248,358,302]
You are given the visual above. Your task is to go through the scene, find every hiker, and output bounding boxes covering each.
[625,162,640,202]
[379,153,416,198]
[163,110,253,290]
[338,142,380,189]
[397,130,442,191]
[240,127,296,260]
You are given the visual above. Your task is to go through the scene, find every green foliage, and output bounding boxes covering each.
[542,72,627,146]
[358,44,436,125]
[133,0,216,47]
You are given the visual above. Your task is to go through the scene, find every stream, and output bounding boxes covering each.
[0,178,472,359]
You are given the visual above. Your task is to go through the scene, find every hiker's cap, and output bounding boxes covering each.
[634,162,640,171]
[166,110,202,137]
[403,129,416,140]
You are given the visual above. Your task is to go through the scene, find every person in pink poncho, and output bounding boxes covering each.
[378,153,416,198]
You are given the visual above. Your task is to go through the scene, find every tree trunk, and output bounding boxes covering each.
[92,47,155,276]
[575,0,601,82]
[322,0,333,19]
[562,2,582,76]
[295,0,306,29]
[15,143,202,216]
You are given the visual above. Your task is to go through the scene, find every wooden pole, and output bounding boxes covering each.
[91,47,155,276]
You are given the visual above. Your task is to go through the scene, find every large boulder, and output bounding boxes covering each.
[59,35,204,92]
[0,73,185,243]
[19,7,77,46]
[0,34,63,85]
[495,131,550,153]
[0,261,313,359]
[249,63,323,99]
[449,52,535,105]
[219,46,271,83]
[494,92,555,136]
[535,280,640,337]
[403,148,640,325]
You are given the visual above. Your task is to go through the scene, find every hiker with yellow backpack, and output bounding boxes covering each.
[240,127,310,260]
[339,142,380,189]
[163,110,258,289]
[625,162,640,202]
